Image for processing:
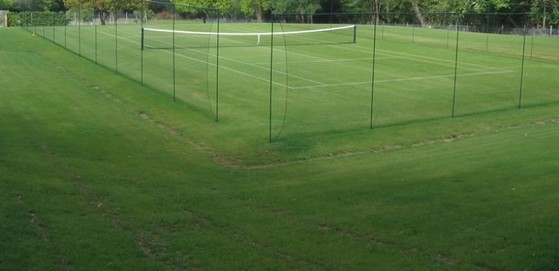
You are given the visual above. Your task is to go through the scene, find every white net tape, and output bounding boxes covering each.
[144,25,355,46]
[143,25,355,36]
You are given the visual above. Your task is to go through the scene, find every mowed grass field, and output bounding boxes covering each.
[1,25,559,270]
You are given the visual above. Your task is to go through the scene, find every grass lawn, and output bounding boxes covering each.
[1,26,558,270]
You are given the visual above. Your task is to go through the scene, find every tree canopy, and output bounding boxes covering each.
[63,0,141,24]
[2,0,558,27]
[168,0,557,27]
[1,0,65,11]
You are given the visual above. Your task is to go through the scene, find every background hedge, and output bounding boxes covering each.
[8,11,68,27]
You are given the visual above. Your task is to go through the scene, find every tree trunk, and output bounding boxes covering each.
[100,11,109,25]
[543,4,547,28]
[412,1,427,27]
[254,4,263,23]
[374,0,381,24]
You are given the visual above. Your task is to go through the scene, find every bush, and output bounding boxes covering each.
[8,11,69,27]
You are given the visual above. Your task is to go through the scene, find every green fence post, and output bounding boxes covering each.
[115,9,118,73]
[370,16,378,129]
[172,4,176,102]
[269,14,275,143]
[452,24,460,118]
[518,25,527,109]
[215,10,221,122]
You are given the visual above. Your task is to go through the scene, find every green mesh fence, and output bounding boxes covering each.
[269,13,368,140]
[268,12,559,140]
[18,6,559,142]
[141,3,220,120]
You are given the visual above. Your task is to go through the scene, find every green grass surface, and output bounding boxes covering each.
[1,27,559,270]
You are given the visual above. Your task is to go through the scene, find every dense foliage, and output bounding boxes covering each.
[170,0,558,27]
[62,0,141,24]
[0,0,65,11]
[1,0,557,27]
[6,11,67,26]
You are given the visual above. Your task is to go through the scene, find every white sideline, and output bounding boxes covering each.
[96,27,514,92]
[96,28,289,88]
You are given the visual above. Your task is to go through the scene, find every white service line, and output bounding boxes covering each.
[254,56,398,66]
[96,29,290,88]
[194,48,328,86]
[289,70,514,90]
[96,28,512,92]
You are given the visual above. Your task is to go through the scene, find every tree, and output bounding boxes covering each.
[64,0,140,25]
[239,0,270,22]
[172,0,234,21]
[531,0,559,27]
[272,0,321,23]
[340,0,410,23]
[0,0,14,10]
[1,0,65,11]
[48,0,66,11]
[149,0,173,13]
[12,0,48,11]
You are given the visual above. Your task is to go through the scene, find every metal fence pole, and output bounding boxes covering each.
[518,25,527,109]
[452,23,460,118]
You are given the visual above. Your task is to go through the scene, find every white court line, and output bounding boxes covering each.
[197,48,327,86]
[307,42,503,72]
[96,29,290,88]
[104,29,326,87]
[247,41,504,77]
[138,27,507,80]
[254,56,398,66]
[353,43,508,72]
[377,49,506,72]
[304,39,509,73]
[97,29,512,92]
[99,27,507,75]
[289,70,514,90]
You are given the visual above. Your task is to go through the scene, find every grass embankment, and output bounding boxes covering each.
[1,28,558,270]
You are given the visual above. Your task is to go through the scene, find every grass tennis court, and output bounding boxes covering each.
[1,21,559,270]
[27,17,559,164]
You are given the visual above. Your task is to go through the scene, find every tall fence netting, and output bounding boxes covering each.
[14,5,559,142]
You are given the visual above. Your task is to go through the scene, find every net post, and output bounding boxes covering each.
[353,25,357,43]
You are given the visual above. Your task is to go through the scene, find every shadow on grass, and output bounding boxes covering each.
[272,99,559,142]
